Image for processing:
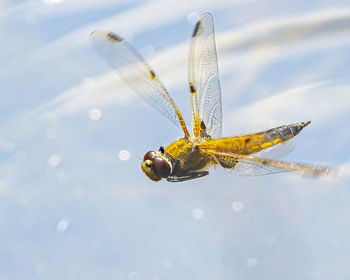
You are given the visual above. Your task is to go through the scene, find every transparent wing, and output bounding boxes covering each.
[188,13,223,138]
[90,30,190,137]
[254,140,296,159]
[210,151,339,179]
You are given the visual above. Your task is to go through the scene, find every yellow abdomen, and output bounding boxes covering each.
[198,122,310,155]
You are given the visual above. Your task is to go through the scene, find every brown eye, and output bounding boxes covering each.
[143,151,156,162]
[153,157,171,178]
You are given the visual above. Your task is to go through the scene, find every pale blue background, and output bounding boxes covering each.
[1,0,350,279]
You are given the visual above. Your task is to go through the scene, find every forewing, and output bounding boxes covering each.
[188,13,223,138]
[210,151,338,179]
[91,31,190,137]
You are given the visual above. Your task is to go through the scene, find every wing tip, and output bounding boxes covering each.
[202,12,213,19]
[89,30,123,42]
[306,165,344,181]
[334,165,345,178]
[192,12,214,37]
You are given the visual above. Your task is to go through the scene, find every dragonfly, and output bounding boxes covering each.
[90,13,336,182]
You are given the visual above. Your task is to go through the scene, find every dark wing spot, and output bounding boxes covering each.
[200,120,206,130]
[150,70,156,79]
[245,138,251,143]
[189,82,196,93]
[262,160,267,165]
[107,32,122,42]
[192,21,201,37]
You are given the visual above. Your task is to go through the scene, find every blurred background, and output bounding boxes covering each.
[1,0,350,279]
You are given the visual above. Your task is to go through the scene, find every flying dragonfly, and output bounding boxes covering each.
[90,13,337,182]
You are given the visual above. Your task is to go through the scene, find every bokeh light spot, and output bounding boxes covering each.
[192,208,203,219]
[89,108,102,120]
[48,154,61,167]
[56,217,70,232]
[118,150,130,161]
[246,258,258,267]
[231,201,244,212]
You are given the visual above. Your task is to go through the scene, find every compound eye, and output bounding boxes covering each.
[143,151,156,162]
[153,157,171,178]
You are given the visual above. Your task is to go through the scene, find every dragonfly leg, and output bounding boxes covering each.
[166,171,209,182]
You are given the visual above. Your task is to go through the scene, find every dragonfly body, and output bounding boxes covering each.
[163,121,311,181]
[91,13,337,182]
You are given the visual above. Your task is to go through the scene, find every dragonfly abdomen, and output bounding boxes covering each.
[198,121,311,155]
[260,121,310,141]
[246,121,311,154]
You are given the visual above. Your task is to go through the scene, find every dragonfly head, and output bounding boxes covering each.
[141,150,172,181]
